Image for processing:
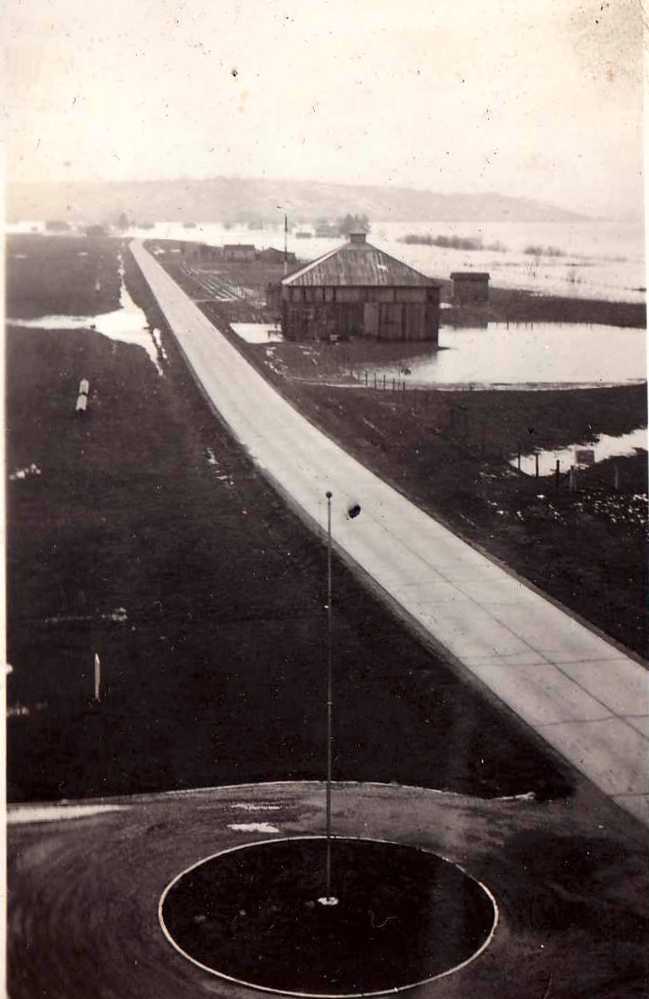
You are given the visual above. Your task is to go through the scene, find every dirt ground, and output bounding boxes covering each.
[160,252,648,659]
[8,779,649,999]
[6,235,572,803]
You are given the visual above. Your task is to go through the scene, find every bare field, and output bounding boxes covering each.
[6,235,571,802]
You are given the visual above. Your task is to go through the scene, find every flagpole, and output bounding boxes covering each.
[320,490,337,906]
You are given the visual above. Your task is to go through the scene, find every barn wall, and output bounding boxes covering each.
[453,279,489,305]
[281,285,439,343]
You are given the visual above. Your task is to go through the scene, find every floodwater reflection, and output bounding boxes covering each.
[364,322,646,389]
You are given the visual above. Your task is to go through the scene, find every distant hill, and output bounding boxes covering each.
[6,176,588,225]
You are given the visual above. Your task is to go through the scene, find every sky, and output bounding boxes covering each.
[5,0,645,219]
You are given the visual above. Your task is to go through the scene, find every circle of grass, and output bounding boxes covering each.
[159,835,498,996]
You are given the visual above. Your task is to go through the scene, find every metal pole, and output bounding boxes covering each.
[324,491,335,903]
[283,214,288,276]
[94,652,101,703]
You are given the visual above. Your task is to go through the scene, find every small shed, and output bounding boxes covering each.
[223,244,256,262]
[276,232,440,342]
[257,247,297,265]
[450,272,490,305]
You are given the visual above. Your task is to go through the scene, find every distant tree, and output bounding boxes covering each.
[337,213,371,236]
[116,211,130,230]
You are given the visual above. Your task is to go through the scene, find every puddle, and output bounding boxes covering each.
[8,804,126,824]
[42,607,128,624]
[227,822,281,834]
[363,322,646,389]
[10,463,42,481]
[8,256,166,375]
[513,426,647,476]
[230,803,282,812]
[231,322,284,344]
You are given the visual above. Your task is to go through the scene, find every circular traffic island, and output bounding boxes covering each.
[160,836,497,996]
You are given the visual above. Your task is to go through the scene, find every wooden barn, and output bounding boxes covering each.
[223,244,256,262]
[257,246,297,266]
[450,271,490,305]
[277,232,439,342]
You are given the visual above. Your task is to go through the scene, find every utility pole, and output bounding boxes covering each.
[284,213,288,276]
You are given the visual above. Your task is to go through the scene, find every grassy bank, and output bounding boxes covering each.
[6,238,571,802]
[6,234,122,318]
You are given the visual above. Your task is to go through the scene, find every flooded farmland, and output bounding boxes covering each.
[361,322,646,389]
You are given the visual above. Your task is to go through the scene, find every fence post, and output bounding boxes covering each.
[555,459,560,489]
[535,452,539,478]
[613,465,620,491]
[569,466,576,492]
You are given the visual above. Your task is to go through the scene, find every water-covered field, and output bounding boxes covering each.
[7,217,645,304]
[363,322,646,389]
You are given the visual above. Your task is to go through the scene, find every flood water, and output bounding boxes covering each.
[231,322,284,344]
[513,426,648,476]
[7,217,645,304]
[364,322,646,389]
[7,258,166,375]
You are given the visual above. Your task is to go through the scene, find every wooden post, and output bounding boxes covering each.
[613,465,620,491]
[382,374,386,390]
[392,377,395,392]
[535,452,539,478]
[364,370,368,386]
[569,466,576,492]
[517,446,521,472]
[94,653,101,702]
[373,373,377,390]
[555,459,560,489]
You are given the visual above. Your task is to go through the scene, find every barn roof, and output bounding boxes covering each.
[282,233,437,288]
[450,271,490,280]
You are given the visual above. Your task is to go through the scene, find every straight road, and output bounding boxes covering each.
[132,241,649,826]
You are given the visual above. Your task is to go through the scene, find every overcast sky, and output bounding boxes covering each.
[5,0,645,219]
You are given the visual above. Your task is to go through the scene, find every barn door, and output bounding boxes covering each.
[363,302,379,337]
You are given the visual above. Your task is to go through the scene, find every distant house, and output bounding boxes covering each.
[194,243,222,261]
[223,244,256,262]
[257,247,297,266]
[450,272,490,305]
[275,232,440,342]
[83,224,108,237]
[295,231,313,239]
[45,220,71,232]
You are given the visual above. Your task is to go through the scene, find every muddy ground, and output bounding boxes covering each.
[6,235,571,802]
[8,781,649,999]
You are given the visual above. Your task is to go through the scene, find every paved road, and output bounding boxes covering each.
[132,241,649,826]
